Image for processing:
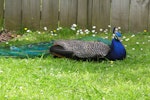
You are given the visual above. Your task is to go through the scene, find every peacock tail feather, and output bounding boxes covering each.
[0,41,54,58]
[0,36,111,58]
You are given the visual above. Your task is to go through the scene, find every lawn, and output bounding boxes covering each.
[0,26,150,100]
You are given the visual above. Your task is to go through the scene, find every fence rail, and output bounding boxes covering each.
[0,0,150,33]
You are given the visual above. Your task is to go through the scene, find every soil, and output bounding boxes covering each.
[0,30,18,42]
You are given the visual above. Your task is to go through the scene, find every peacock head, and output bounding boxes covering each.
[114,31,122,41]
[113,27,122,41]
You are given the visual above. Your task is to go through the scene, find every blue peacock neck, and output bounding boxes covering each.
[106,37,126,61]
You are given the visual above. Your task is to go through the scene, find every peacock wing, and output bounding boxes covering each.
[53,40,110,58]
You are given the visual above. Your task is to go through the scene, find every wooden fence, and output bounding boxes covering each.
[0,0,150,33]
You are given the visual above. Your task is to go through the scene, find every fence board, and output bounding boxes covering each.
[92,0,99,30]
[92,0,111,31]
[77,0,88,28]
[111,0,130,32]
[41,0,59,30]
[87,0,93,29]
[0,0,4,27]
[1,0,150,32]
[5,0,22,30]
[129,0,149,33]
[60,0,77,27]
[22,0,40,30]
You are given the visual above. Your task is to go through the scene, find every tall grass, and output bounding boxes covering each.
[0,26,150,100]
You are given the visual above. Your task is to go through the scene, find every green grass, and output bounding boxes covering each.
[0,27,150,100]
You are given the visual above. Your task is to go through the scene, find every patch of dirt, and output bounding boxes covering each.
[0,30,18,42]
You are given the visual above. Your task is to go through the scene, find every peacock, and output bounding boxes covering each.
[50,27,126,61]
[0,27,126,60]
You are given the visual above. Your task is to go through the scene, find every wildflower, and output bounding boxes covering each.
[24,28,28,31]
[56,28,59,31]
[124,45,127,47]
[92,34,96,37]
[132,48,135,50]
[92,30,95,33]
[26,30,31,33]
[40,90,44,94]
[71,24,77,30]
[51,33,54,36]
[5,42,9,44]
[105,36,108,39]
[100,28,103,32]
[118,27,121,30]
[71,27,76,31]
[38,31,41,34]
[131,34,135,38]
[115,28,118,31]
[4,95,8,98]
[112,34,115,37]
[92,26,96,29]
[17,35,21,37]
[79,29,83,34]
[136,42,139,44]
[110,61,114,64]
[53,30,56,33]
[125,38,130,41]
[142,42,145,44]
[57,27,62,30]
[105,32,108,34]
[44,27,47,31]
[104,29,108,34]
[26,38,29,40]
[80,31,84,34]
[84,29,90,34]
[72,24,77,27]
[19,86,23,90]
[0,69,3,73]
[122,36,126,39]
[104,29,108,32]
[77,30,80,33]
[108,25,111,28]
[76,32,79,35]
[54,34,57,36]
[144,30,147,32]
[140,48,143,51]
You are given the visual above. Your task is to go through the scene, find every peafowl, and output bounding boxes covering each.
[0,27,126,60]
[50,27,126,61]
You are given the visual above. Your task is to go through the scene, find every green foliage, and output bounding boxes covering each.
[0,27,150,100]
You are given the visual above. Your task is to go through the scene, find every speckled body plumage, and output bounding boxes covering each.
[54,40,110,58]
